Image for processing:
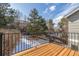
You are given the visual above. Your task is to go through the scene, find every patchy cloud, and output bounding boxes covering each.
[49,5,56,11]
[43,5,56,14]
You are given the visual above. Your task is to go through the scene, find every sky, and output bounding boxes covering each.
[10,3,79,26]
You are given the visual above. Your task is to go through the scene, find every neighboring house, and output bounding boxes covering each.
[46,19,54,32]
[8,20,28,31]
[64,8,79,50]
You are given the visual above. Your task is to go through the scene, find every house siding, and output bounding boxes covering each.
[68,10,79,33]
[67,10,79,50]
[68,20,79,33]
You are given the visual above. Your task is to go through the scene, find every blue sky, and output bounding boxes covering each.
[10,3,79,25]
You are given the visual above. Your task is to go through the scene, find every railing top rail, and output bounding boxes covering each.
[25,32,79,35]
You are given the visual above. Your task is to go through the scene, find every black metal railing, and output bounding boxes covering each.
[0,33,3,56]
[0,32,79,56]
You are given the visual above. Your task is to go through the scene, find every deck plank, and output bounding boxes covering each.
[68,50,75,56]
[55,48,68,56]
[15,43,79,56]
[24,44,52,56]
[51,47,64,56]
[25,44,58,56]
[39,44,59,56]
[62,49,71,56]
[74,51,79,56]
[25,45,49,56]
[48,46,63,56]
[29,45,51,56]
[15,43,49,56]
[38,44,59,56]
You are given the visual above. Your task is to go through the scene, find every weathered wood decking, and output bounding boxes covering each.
[15,43,79,56]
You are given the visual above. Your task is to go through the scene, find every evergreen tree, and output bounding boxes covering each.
[58,17,68,32]
[58,17,68,42]
[27,8,48,34]
[0,3,18,28]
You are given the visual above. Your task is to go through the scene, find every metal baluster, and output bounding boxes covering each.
[67,33,69,48]
[74,33,76,50]
[8,33,9,56]
[73,33,76,50]
[12,34,15,55]
[70,33,72,49]
[76,33,78,51]
[18,34,19,53]
[14,33,16,54]
[13,34,15,54]
[71,33,73,49]
[65,32,68,48]
[27,35,28,49]
[24,36,26,50]
[78,33,79,51]
[3,33,5,56]
[9,33,11,55]
[23,35,24,51]
[0,33,3,56]
[25,35,27,50]
[76,33,77,51]
[2,34,3,56]
[75,33,76,50]
[21,34,22,52]
[67,32,68,47]
[11,33,13,55]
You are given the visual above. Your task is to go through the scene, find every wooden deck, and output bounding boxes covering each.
[15,43,79,56]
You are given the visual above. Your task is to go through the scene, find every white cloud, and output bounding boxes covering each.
[49,5,56,11]
[43,5,56,13]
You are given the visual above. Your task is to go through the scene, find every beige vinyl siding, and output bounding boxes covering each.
[68,20,79,50]
[68,10,79,33]
[67,10,79,50]
[68,20,79,33]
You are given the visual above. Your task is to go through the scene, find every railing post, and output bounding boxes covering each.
[46,33,53,43]
[0,33,3,56]
[48,35,51,43]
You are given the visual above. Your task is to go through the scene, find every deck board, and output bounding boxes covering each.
[68,50,75,56]
[25,44,51,56]
[47,45,63,56]
[74,51,79,56]
[51,47,64,56]
[38,44,58,56]
[62,49,71,56]
[15,43,79,56]
[57,48,68,56]
[28,45,50,56]
[39,44,58,56]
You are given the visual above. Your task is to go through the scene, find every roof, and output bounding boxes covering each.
[64,8,79,18]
